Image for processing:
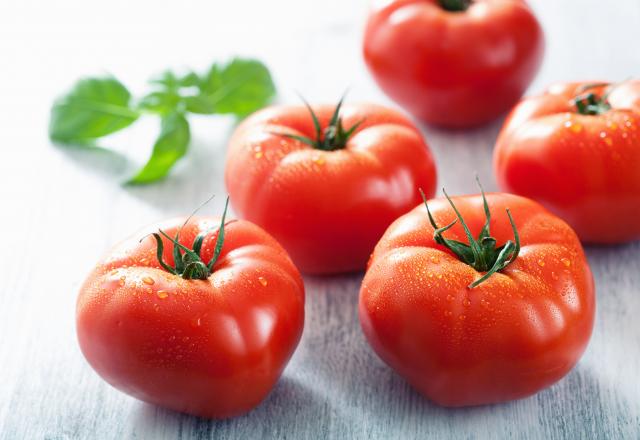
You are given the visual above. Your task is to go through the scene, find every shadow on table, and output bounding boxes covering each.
[130,376,341,439]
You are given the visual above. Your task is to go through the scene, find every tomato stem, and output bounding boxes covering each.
[420,177,520,289]
[282,95,364,151]
[438,0,472,12]
[148,196,230,280]
[572,83,613,115]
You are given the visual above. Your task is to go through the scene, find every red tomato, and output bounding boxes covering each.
[494,80,640,244]
[225,100,437,274]
[363,0,544,128]
[76,212,305,419]
[359,189,595,406]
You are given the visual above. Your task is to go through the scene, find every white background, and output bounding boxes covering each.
[0,0,639,438]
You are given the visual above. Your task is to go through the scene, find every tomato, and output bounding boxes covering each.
[76,207,305,419]
[363,0,544,128]
[494,80,640,244]
[225,100,437,274]
[359,187,595,406]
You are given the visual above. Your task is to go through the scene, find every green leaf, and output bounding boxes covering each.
[127,111,190,184]
[192,58,276,116]
[178,72,200,88]
[149,70,201,90]
[183,95,216,114]
[49,76,139,141]
[138,90,182,115]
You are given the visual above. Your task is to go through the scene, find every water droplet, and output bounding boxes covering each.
[258,276,268,287]
[142,276,155,285]
[312,156,325,165]
[561,257,571,267]
[436,274,443,279]
[139,258,149,265]
[458,314,466,321]
[604,137,613,146]
[444,310,452,317]
[537,259,545,267]
[157,290,169,299]
[430,256,440,264]
[446,294,454,301]
[570,122,583,133]
[110,269,119,276]
[254,152,263,159]
[463,298,471,307]
[118,276,126,287]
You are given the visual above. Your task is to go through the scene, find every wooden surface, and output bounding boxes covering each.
[1,0,639,438]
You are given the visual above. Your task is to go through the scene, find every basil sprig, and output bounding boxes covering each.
[49,58,276,184]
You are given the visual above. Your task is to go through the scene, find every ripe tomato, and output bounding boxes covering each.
[359,188,595,406]
[494,80,640,244]
[76,207,305,419]
[225,99,437,274]
[363,0,544,128]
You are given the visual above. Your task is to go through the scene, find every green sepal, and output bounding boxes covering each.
[420,182,521,289]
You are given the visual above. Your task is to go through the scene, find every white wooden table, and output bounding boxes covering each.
[1,0,639,438]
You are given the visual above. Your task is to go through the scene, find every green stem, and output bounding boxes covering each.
[572,83,612,115]
[438,0,472,12]
[146,196,230,280]
[421,179,520,289]
[282,95,364,151]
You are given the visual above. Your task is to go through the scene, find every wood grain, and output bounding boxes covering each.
[0,0,639,438]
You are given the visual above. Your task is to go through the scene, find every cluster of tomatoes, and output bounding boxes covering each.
[76,0,640,419]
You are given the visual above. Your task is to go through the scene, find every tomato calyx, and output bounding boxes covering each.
[572,83,613,115]
[149,197,230,280]
[420,179,520,289]
[283,96,364,151]
[438,0,472,12]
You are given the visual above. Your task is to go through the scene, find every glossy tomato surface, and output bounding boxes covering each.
[363,0,544,128]
[494,80,640,243]
[77,217,305,419]
[359,193,595,406]
[225,103,437,274]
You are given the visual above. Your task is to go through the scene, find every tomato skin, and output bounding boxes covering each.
[359,193,595,406]
[225,103,437,274]
[363,0,544,128]
[494,80,640,244]
[76,218,305,419]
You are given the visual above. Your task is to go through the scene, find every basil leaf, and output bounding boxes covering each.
[49,76,139,141]
[188,58,275,116]
[138,90,182,115]
[150,70,200,90]
[127,111,190,184]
